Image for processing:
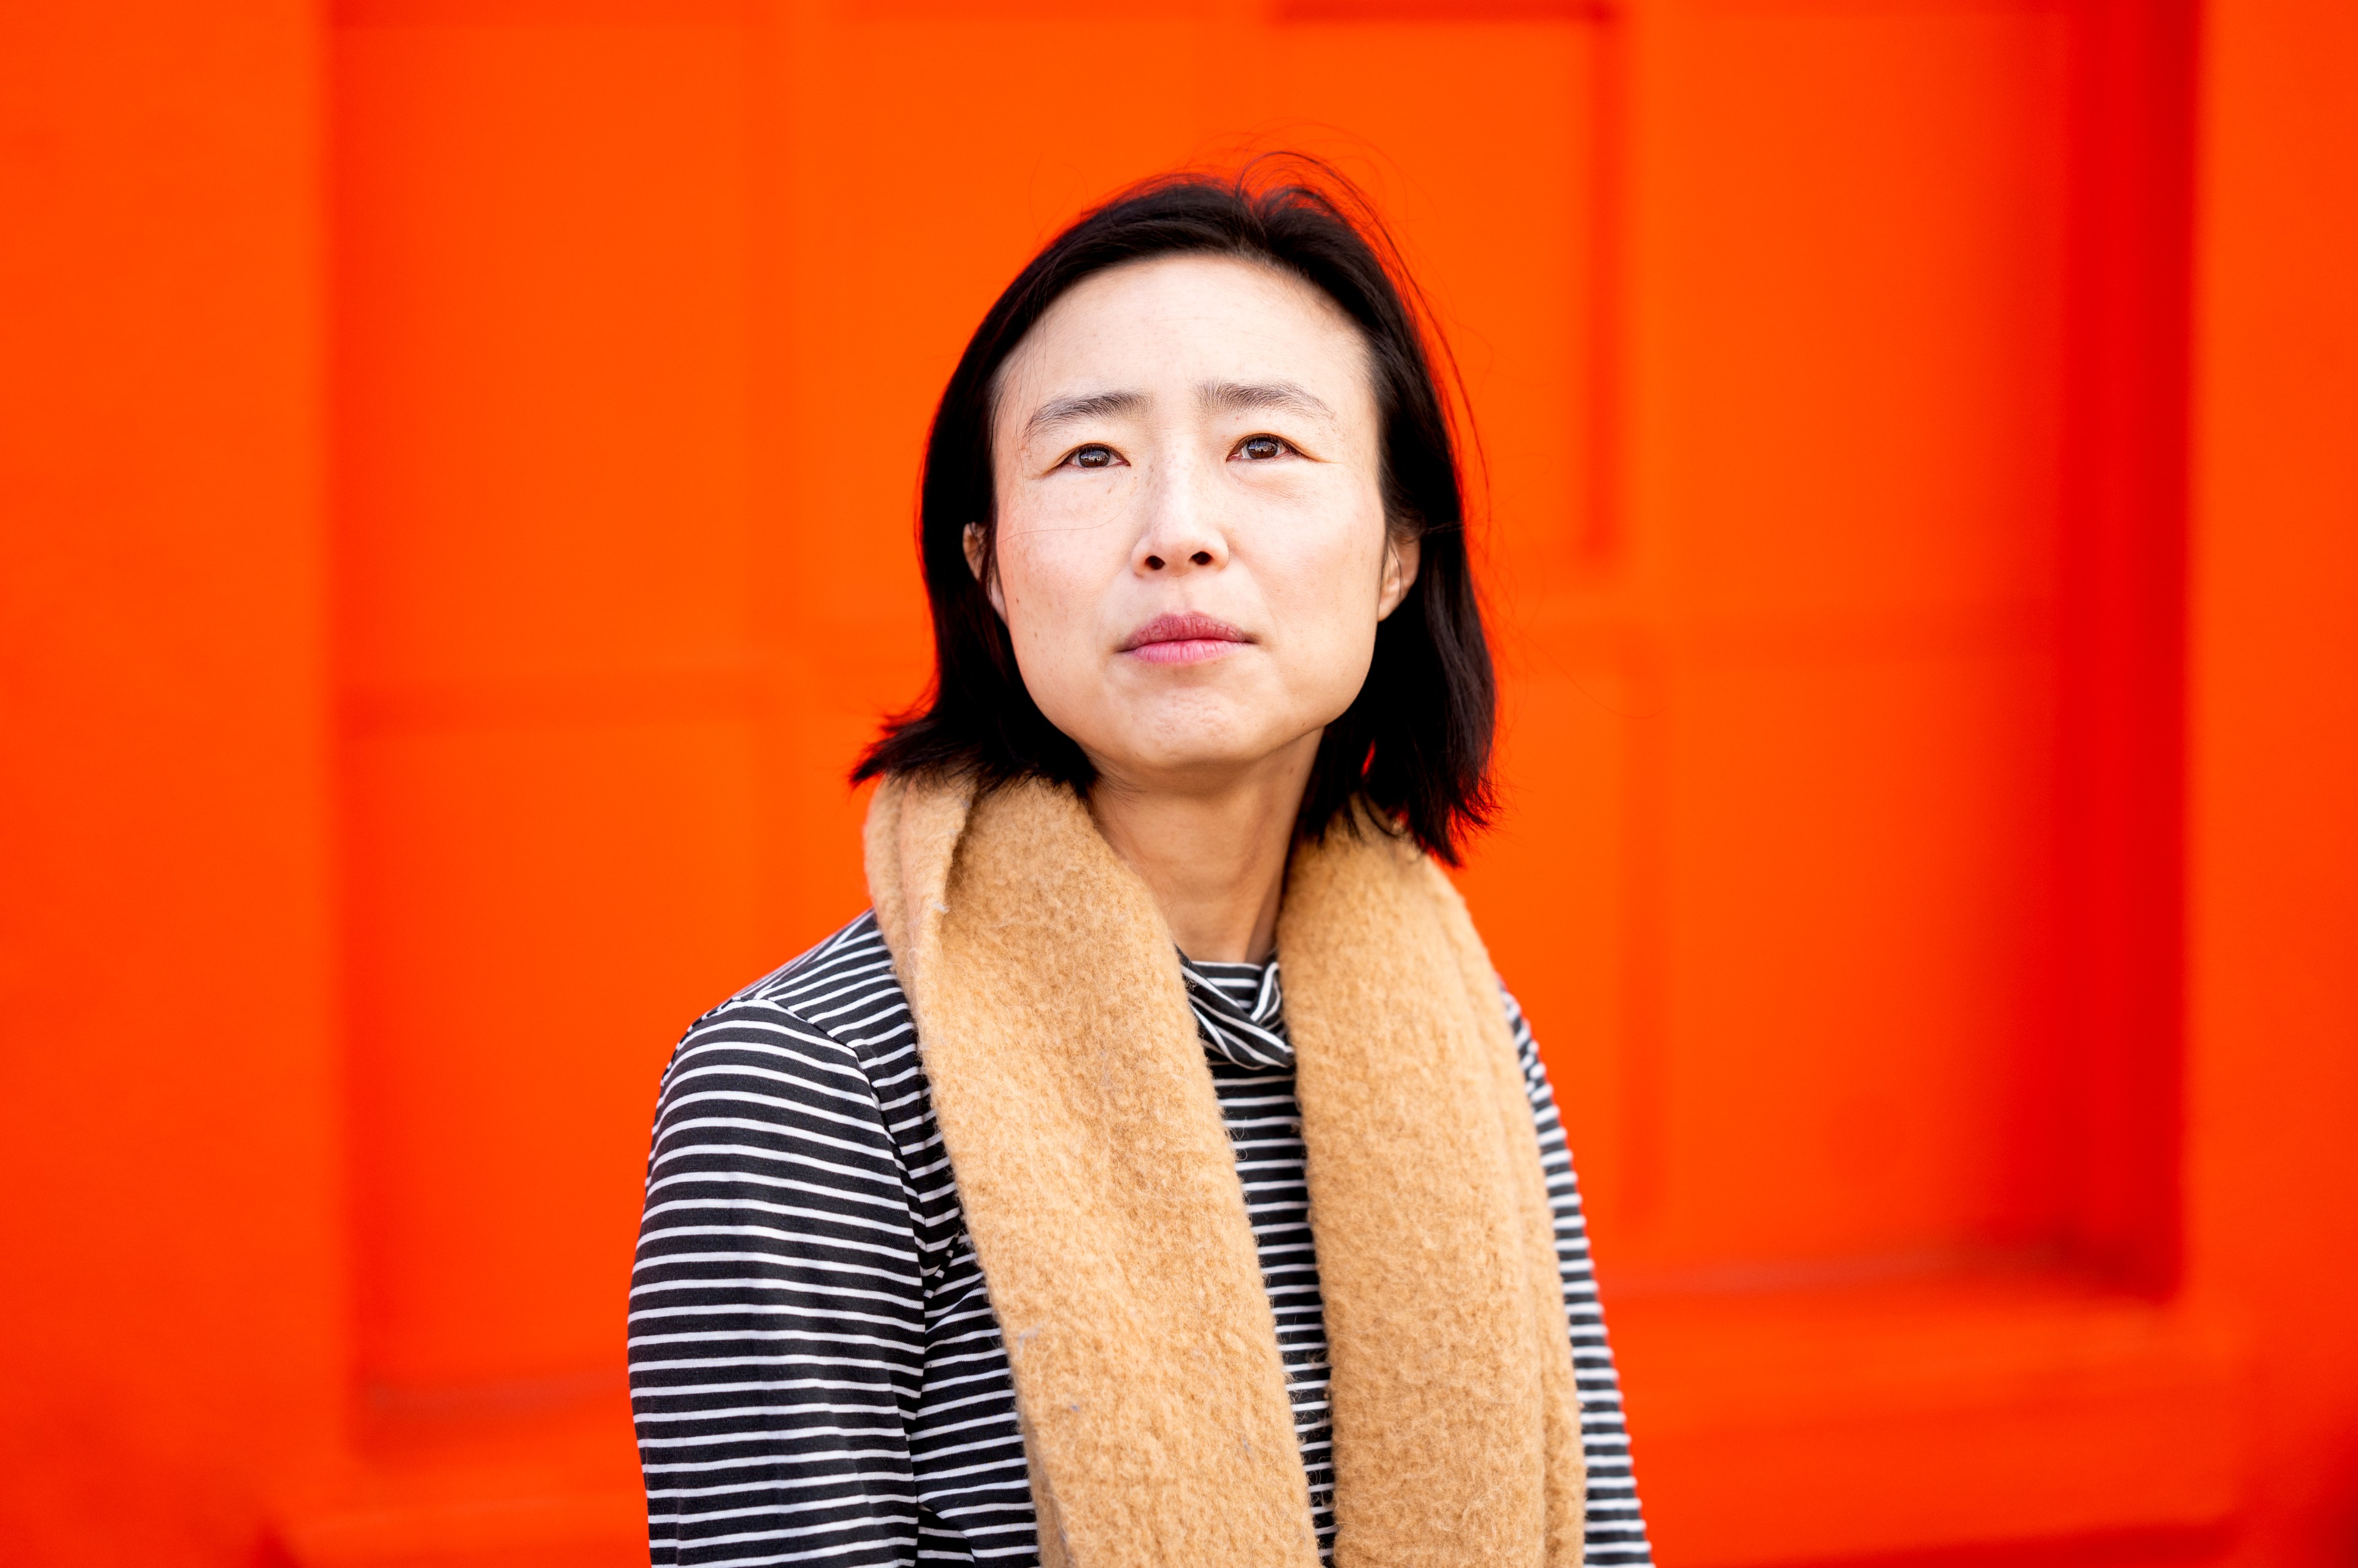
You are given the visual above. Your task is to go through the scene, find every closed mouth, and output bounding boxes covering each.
[1120,612,1252,666]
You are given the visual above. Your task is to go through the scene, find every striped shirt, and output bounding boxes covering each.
[631,912,1651,1566]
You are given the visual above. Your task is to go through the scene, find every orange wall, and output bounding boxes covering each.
[3,2,2354,1566]
[0,4,348,1561]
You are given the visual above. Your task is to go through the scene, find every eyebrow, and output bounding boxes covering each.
[1018,379,1339,447]
[1200,379,1336,422]
[1021,390,1145,444]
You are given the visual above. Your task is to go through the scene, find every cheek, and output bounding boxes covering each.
[1258,494,1391,635]
[992,501,1119,692]
[1241,498,1391,720]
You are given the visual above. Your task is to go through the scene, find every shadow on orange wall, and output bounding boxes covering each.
[5,2,2357,1567]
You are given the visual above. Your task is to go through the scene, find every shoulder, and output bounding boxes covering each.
[651,910,913,1134]
[1493,976,1536,1054]
[719,908,904,1030]
[1495,978,1553,1101]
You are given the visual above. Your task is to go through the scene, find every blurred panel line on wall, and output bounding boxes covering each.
[2053,0,2200,1299]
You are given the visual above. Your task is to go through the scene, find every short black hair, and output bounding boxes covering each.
[854,157,1497,864]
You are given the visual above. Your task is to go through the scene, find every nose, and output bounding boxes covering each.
[1131,452,1229,576]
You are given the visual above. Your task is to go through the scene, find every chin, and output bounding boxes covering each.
[1105,715,1321,784]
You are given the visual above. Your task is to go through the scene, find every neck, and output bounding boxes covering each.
[1086,735,1318,964]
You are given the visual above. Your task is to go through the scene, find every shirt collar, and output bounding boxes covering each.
[1178,951,1293,1071]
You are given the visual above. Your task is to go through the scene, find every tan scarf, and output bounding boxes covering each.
[865,773,1584,1567]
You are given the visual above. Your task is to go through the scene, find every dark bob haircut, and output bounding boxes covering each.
[854,158,1497,864]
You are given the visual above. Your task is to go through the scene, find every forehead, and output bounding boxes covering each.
[997,253,1371,403]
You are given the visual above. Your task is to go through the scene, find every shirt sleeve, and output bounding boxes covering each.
[1503,985,1656,1567]
[628,992,927,1567]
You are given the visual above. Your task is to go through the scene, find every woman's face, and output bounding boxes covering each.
[981,254,1416,794]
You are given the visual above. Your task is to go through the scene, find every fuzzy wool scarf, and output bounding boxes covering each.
[865,773,1585,1567]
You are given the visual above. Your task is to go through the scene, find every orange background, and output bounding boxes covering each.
[4,1,2355,1565]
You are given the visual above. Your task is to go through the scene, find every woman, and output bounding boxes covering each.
[629,165,1650,1568]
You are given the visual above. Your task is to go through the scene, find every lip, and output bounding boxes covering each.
[1119,611,1253,666]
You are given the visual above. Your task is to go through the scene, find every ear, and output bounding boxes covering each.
[1376,530,1422,621]
[963,521,1008,619]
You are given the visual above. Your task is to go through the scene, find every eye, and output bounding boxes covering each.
[1063,443,1121,470]
[1234,435,1294,462]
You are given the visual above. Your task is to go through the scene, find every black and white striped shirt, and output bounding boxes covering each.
[630,912,1651,1566]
